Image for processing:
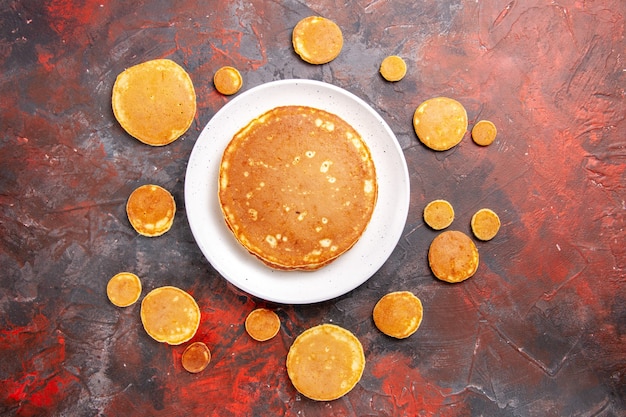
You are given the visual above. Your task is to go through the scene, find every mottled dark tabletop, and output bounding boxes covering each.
[1,1,625,416]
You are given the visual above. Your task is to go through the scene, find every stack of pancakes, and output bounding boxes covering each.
[218,105,377,271]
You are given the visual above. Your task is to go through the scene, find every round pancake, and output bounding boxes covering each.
[106,272,142,307]
[292,16,343,64]
[413,97,468,151]
[286,324,365,401]
[140,286,200,345]
[471,119,498,146]
[218,105,377,271]
[373,291,423,339]
[181,341,211,373]
[245,308,280,342]
[112,59,196,146]
[428,230,479,283]
[126,184,176,237]
[380,55,407,82]
[214,66,243,95]
[471,208,501,241]
[423,199,455,230]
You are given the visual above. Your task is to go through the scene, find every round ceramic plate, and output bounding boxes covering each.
[185,79,409,304]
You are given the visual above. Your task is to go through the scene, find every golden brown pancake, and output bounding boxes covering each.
[292,16,343,64]
[471,208,501,241]
[218,105,377,271]
[126,184,176,237]
[214,66,243,95]
[380,55,407,82]
[245,308,280,342]
[423,199,455,230]
[373,291,423,339]
[106,272,142,307]
[286,324,365,401]
[140,286,200,345]
[413,97,468,151]
[428,230,479,283]
[181,341,211,373]
[471,120,498,146]
[112,59,196,146]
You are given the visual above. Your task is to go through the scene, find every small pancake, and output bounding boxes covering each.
[181,341,211,373]
[112,59,196,146]
[245,308,280,342]
[292,16,343,64]
[218,105,377,270]
[126,184,176,237]
[428,230,479,283]
[423,199,455,230]
[140,286,200,345]
[286,324,365,401]
[214,66,243,95]
[413,97,468,151]
[471,208,501,241]
[373,291,423,339]
[380,55,407,82]
[106,272,142,307]
[471,120,497,146]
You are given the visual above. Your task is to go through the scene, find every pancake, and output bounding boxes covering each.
[423,199,455,230]
[126,184,176,237]
[413,97,468,151]
[245,308,281,342]
[112,58,196,146]
[181,341,211,373]
[428,230,479,283]
[292,16,343,64]
[218,105,377,271]
[380,55,407,82]
[214,66,243,95]
[373,291,423,339]
[140,286,200,345]
[106,272,142,307]
[471,119,498,146]
[471,208,501,241]
[286,324,365,401]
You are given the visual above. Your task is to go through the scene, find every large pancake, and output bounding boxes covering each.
[218,105,377,271]
[286,323,365,401]
[112,59,196,146]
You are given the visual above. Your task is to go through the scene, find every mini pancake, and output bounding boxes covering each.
[373,291,423,339]
[423,199,455,230]
[218,105,377,271]
[472,120,498,146]
[286,324,365,401]
[214,66,243,95]
[380,55,407,82]
[292,16,343,64]
[112,59,196,146]
[106,272,142,307]
[471,208,501,241]
[140,286,200,345]
[245,308,280,342]
[413,97,468,151]
[181,341,211,373]
[126,184,176,237]
[428,230,479,283]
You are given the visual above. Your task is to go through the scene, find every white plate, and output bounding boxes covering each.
[185,79,409,304]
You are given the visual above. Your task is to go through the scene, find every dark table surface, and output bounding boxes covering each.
[2,1,625,416]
